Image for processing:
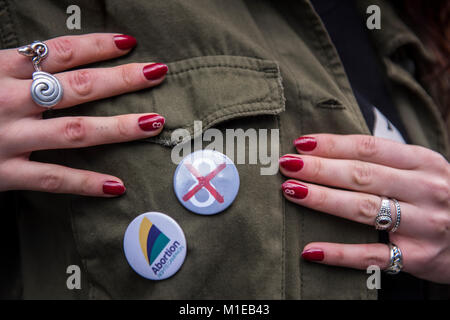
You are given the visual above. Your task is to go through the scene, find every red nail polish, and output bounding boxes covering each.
[103,181,126,195]
[294,136,317,152]
[279,155,304,172]
[143,63,168,80]
[281,181,308,199]
[302,249,324,261]
[114,35,137,50]
[138,114,165,131]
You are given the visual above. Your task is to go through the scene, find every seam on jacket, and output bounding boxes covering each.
[162,65,279,122]
[167,93,275,132]
[148,62,285,147]
[303,0,369,134]
[385,59,448,157]
[149,103,284,147]
[293,57,308,299]
[274,65,286,299]
[275,112,285,300]
[168,64,279,77]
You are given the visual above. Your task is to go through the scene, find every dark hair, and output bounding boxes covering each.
[400,0,449,129]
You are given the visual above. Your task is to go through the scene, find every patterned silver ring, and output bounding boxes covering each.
[375,197,393,230]
[384,243,403,275]
[390,198,401,233]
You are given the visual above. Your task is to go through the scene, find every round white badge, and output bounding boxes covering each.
[123,212,187,280]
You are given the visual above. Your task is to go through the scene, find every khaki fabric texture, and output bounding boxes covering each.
[0,0,447,299]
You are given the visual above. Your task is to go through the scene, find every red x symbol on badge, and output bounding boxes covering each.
[182,162,226,203]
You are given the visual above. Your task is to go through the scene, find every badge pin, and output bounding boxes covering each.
[173,150,240,215]
[123,212,187,280]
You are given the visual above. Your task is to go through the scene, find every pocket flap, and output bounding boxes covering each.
[147,55,285,146]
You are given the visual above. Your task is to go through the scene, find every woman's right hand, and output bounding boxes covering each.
[0,33,168,197]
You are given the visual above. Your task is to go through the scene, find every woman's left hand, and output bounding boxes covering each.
[279,134,450,284]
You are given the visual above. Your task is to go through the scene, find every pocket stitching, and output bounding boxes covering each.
[150,61,285,146]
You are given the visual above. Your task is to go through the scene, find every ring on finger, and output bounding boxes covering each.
[390,198,401,233]
[375,197,393,230]
[18,41,63,108]
[384,243,403,275]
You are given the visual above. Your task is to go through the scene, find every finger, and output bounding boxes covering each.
[279,154,420,201]
[13,113,165,152]
[6,160,126,197]
[301,242,391,270]
[19,62,168,113]
[2,33,137,78]
[281,179,418,235]
[294,134,427,170]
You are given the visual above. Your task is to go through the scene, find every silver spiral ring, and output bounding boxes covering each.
[31,71,63,108]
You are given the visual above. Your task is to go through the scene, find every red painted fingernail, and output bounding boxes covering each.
[143,63,168,80]
[294,136,317,152]
[114,35,137,50]
[103,181,126,195]
[279,155,304,172]
[138,114,165,131]
[281,181,308,199]
[302,249,324,261]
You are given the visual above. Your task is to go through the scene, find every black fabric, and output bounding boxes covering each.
[311,0,409,142]
[311,0,424,299]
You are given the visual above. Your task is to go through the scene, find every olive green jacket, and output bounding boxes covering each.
[0,0,448,299]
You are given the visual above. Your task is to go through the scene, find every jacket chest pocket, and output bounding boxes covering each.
[68,55,286,299]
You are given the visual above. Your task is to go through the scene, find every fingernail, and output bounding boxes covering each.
[294,136,317,152]
[114,35,137,50]
[103,181,126,195]
[138,114,165,131]
[143,63,168,80]
[302,249,324,261]
[279,155,304,172]
[281,181,308,199]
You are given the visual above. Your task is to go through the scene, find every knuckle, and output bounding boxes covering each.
[428,212,450,238]
[333,249,345,262]
[351,162,373,187]
[430,152,449,173]
[311,188,328,208]
[120,64,137,87]
[362,250,385,269]
[358,197,379,221]
[79,174,95,196]
[63,118,86,144]
[411,250,434,270]
[52,38,74,64]
[39,172,63,192]
[356,136,378,158]
[93,37,107,56]
[418,148,443,164]
[321,135,337,156]
[309,157,323,181]
[69,70,94,98]
[426,178,450,204]
[115,116,132,139]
